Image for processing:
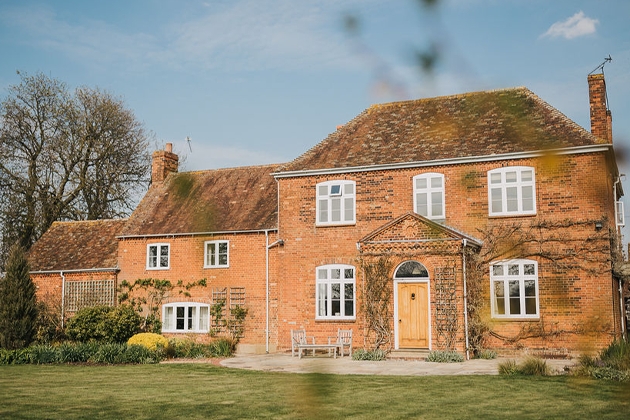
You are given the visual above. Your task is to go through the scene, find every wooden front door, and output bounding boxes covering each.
[397,283,429,348]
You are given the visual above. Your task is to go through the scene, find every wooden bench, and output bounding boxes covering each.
[291,329,341,359]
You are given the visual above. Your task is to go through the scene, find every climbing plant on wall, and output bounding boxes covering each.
[360,256,394,351]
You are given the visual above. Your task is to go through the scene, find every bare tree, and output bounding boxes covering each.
[0,72,150,268]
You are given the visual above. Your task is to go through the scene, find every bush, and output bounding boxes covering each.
[599,339,630,371]
[426,350,464,363]
[498,357,550,376]
[0,341,164,365]
[0,245,38,350]
[498,359,519,376]
[474,349,497,360]
[352,348,387,361]
[66,305,141,343]
[128,333,169,351]
[168,337,236,359]
[574,340,630,382]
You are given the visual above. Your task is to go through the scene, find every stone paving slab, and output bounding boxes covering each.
[219,353,575,376]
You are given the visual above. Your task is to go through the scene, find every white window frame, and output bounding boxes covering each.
[488,166,536,216]
[315,264,356,320]
[413,173,445,220]
[204,240,229,268]
[316,180,356,226]
[490,259,539,319]
[146,243,170,270]
[616,201,625,227]
[162,302,210,333]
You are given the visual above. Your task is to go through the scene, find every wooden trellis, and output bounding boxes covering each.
[433,266,457,350]
[65,280,115,312]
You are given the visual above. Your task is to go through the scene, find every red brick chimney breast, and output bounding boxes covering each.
[587,73,612,144]
[151,142,179,186]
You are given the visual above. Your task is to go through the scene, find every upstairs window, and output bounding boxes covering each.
[413,173,445,220]
[147,243,170,270]
[316,180,356,226]
[316,264,355,320]
[205,240,229,268]
[490,259,539,319]
[488,167,536,216]
[162,302,210,333]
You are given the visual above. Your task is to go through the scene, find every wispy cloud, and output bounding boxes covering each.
[541,11,598,40]
[1,0,366,73]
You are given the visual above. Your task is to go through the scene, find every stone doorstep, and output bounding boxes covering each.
[387,349,431,360]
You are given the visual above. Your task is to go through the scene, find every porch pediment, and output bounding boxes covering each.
[358,212,482,247]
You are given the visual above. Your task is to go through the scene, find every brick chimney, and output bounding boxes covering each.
[151,143,179,186]
[588,73,612,143]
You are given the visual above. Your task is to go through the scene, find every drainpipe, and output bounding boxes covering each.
[266,235,285,353]
[613,175,626,338]
[60,272,66,329]
[462,239,470,361]
[265,231,269,353]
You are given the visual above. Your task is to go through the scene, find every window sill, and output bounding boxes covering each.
[315,318,356,322]
[203,265,230,269]
[488,213,537,219]
[162,330,209,334]
[146,267,170,270]
[315,222,356,228]
[491,316,540,322]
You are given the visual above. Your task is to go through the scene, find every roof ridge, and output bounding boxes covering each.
[181,163,285,175]
[51,218,128,226]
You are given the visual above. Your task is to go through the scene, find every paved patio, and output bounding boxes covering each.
[219,353,575,376]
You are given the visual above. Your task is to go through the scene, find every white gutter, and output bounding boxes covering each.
[272,144,613,179]
[117,228,277,240]
[462,239,470,360]
[30,268,119,274]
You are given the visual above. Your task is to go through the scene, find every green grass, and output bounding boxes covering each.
[1,364,629,419]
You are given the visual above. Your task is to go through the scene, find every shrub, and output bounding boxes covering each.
[168,337,236,359]
[498,359,519,376]
[475,349,497,360]
[426,350,464,363]
[66,305,141,343]
[599,339,630,371]
[519,357,550,376]
[499,357,550,376]
[352,348,387,361]
[0,245,38,350]
[27,344,58,364]
[56,342,98,363]
[128,333,169,351]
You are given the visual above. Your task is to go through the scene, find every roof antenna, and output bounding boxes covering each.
[588,55,612,75]
[186,136,192,152]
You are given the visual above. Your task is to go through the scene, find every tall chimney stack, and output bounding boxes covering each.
[588,73,612,143]
[151,142,179,186]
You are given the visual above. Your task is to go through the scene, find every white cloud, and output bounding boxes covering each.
[541,11,598,40]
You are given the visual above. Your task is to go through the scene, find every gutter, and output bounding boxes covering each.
[117,228,277,240]
[272,144,613,179]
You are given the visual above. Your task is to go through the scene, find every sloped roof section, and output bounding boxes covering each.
[29,219,127,272]
[359,212,482,247]
[279,88,600,173]
[120,164,281,236]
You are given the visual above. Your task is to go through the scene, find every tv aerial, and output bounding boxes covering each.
[589,55,612,75]
[186,136,192,152]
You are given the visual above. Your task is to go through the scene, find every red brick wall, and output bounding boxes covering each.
[275,151,620,355]
[117,231,278,350]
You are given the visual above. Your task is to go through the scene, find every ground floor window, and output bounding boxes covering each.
[316,264,355,320]
[162,302,210,333]
[490,259,539,318]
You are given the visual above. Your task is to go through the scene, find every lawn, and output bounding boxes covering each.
[1,363,629,419]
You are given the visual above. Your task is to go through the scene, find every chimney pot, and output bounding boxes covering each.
[165,142,173,153]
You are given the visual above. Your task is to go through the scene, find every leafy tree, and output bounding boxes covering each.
[0,71,151,268]
[0,244,38,349]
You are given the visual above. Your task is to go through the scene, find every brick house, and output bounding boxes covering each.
[29,74,627,357]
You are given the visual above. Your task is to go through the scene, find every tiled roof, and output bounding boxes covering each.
[28,219,127,272]
[120,164,281,236]
[278,87,600,173]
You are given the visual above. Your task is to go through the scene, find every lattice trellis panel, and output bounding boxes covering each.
[230,287,246,308]
[211,287,228,331]
[65,280,115,312]
[434,266,457,350]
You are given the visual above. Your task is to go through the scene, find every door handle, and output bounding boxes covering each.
[398,319,402,323]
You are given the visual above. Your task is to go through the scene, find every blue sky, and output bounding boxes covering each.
[1,1,629,174]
